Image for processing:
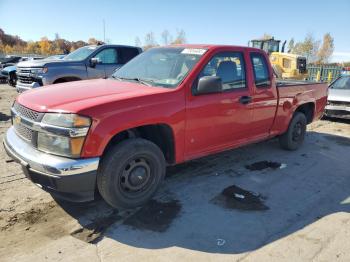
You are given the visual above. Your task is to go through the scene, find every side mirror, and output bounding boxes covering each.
[195,76,222,95]
[90,57,101,67]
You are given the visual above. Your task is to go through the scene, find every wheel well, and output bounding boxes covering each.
[103,124,175,164]
[53,77,81,84]
[295,102,314,124]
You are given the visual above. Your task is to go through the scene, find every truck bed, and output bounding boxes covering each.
[276,79,324,87]
[271,80,328,136]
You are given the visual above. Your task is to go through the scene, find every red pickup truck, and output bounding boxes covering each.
[4,45,328,208]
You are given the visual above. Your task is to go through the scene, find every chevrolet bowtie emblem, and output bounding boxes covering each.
[14,115,21,125]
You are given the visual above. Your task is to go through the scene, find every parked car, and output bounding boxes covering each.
[1,65,17,86]
[1,56,44,87]
[325,75,350,119]
[3,45,328,208]
[0,55,22,69]
[341,67,350,76]
[15,44,142,92]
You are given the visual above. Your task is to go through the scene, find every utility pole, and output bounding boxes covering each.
[103,19,106,43]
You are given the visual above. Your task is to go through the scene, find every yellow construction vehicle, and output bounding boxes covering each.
[249,38,308,80]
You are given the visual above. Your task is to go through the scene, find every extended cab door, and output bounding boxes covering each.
[185,50,255,160]
[248,52,278,138]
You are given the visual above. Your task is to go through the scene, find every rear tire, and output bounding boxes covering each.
[279,112,307,151]
[97,138,166,209]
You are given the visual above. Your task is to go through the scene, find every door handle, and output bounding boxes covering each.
[239,96,252,105]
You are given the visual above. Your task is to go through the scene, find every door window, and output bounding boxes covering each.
[250,53,271,87]
[94,48,118,64]
[199,52,246,91]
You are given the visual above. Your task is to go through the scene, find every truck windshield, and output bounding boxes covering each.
[112,47,206,88]
[63,46,98,61]
[331,76,350,89]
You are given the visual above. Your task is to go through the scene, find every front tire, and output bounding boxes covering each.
[9,72,16,87]
[97,138,166,209]
[279,112,307,151]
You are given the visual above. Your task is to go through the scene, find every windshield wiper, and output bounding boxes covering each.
[111,76,153,86]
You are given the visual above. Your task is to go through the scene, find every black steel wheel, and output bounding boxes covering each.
[97,138,166,209]
[279,112,307,151]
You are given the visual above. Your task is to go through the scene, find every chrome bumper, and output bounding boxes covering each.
[4,126,99,177]
[16,81,41,93]
[4,127,100,202]
[325,104,350,119]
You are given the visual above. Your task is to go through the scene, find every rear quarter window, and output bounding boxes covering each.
[119,47,141,64]
[250,53,271,88]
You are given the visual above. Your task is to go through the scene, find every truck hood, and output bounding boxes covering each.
[17,79,171,113]
[2,65,16,73]
[16,59,82,68]
[328,89,350,102]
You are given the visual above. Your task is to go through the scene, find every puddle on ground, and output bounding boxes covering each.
[324,135,350,147]
[123,199,181,232]
[211,185,269,211]
[71,210,122,244]
[245,161,281,171]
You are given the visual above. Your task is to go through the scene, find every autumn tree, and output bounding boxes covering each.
[172,29,186,44]
[287,38,295,53]
[161,30,172,45]
[292,33,320,62]
[88,38,99,45]
[135,37,142,47]
[143,32,157,50]
[4,45,13,54]
[317,33,334,64]
[25,41,39,54]
[39,37,51,55]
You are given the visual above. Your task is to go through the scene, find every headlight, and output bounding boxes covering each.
[37,133,86,158]
[31,67,48,74]
[38,113,91,158]
[42,113,91,127]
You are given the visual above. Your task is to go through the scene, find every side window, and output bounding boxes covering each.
[250,53,271,87]
[119,47,140,64]
[94,48,118,64]
[199,52,246,90]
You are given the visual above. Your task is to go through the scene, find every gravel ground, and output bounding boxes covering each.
[0,83,350,262]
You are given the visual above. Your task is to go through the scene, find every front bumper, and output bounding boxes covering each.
[325,104,350,119]
[16,81,42,93]
[3,127,100,202]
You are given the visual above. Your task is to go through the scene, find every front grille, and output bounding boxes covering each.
[12,102,43,146]
[17,68,31,74]
[14,123,34,141]
[17,75,34,84]
[13,102,41,121]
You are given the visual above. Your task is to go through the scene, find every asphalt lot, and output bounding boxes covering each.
[0,83,350,261]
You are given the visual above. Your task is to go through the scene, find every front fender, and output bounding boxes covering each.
[79,91,186,163]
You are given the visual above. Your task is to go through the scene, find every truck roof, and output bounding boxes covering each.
[88,44,141,49]
[164,44,263,52]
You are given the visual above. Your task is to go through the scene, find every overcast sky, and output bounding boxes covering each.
[1,0,349,61]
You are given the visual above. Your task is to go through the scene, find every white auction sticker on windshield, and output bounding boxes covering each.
[181,48,207,55]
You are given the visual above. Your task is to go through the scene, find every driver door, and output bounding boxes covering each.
[87,48,119,79]
[185,50,255,160]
